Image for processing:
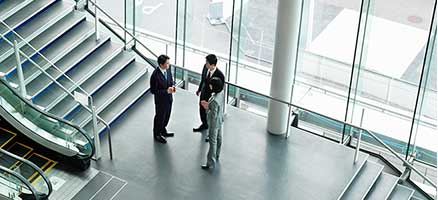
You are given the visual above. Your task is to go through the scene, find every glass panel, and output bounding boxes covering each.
[0,168,34,199]
[349,0,436,162]
[293,0,363,134]
[129,0,177,60]
[411,9,437,168]
[178,0,232,81]
[296,108,355,142]
[229,0,276,95]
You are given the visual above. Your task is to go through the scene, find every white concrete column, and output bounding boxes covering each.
[267,0,302,135]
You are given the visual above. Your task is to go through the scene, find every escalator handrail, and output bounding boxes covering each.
[0,148,52,199]
[0,77,95,159]
[0,165,39,200]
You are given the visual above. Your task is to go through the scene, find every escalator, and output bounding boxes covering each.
[0,75,94,170]
[0,148,52,200]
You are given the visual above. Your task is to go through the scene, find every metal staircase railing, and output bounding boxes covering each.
[0,11,112,160]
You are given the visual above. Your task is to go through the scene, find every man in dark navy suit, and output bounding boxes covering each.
[193,54,225,133]
[150,55,176,144]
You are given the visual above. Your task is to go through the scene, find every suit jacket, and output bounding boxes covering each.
[207,92,224,130]
[197,65,225,101]
[150,66,174,106]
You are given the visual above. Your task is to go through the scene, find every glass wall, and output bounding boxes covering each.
[293,0,363,123]
[346,0,436,164]
[230,0,276,94]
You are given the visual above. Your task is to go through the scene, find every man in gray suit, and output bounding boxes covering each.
[201,77,225,170]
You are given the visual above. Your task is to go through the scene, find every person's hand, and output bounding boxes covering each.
[200,100,209,109]
[196,91,200,96]
[167,87,174,94]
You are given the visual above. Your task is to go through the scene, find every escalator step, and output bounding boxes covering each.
[7,142,32,158]
[0,151,15,169]
[0,127,16,148]
[0,142,32,169]
[25,153,51,182]
[30,160,57,184]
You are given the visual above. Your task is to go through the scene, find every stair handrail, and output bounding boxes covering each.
[0,20,95,107]
[0,148,53,198]
[0,18,113,159]
[0,76,95,159]
[361,129,437,188]
[86,0,158,59]
[0,165,39,200]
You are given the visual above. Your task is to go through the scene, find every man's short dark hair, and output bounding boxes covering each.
[157,54,170,66]
[205,54,217,66]
[209,77,224,93]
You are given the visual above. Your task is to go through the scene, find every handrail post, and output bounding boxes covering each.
[285,104,293,139]
[106,123,113,160]
[13,40,26,98]
[234,87,241,108]
[354,129,362,163]
[13,40,27,113]
[354,109,365,163]
[89,97,101,160]
[223,63,229,116]
[124,0,127,49]
[183,70,189,89]
[94,0,99,41]
[165,43,169,55]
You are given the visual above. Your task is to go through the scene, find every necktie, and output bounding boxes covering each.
[207,71,211,79]
[164,71,167,80]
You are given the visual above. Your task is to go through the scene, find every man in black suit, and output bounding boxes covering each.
[150,55,176,144]
[193,54,225,132]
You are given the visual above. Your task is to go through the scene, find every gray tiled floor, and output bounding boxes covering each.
[91,90,368,200]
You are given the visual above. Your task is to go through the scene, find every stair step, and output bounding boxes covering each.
[388,184,415,200]
[91,61,147,114]
[0,0,33,22]
[47,51,135,116]
[66,60,147,128]
[83,63,151,133]
[33,41,123,107]
[21,21,94,84]
[0,0,56,35]
[0,0,74,63]
[21,153,51,181]
[341,160,384,200]
[365,172,399,200]
[3,12,88,81]
[26,35,110,98]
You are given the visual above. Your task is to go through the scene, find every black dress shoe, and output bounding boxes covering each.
[201,164,212,170]
[193,125,208,132]
[205,137,209,142]
[154,136,167,143]
[163,132,174,137]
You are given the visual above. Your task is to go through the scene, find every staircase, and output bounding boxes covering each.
[337,158,418,200]
[0,0,151,146]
